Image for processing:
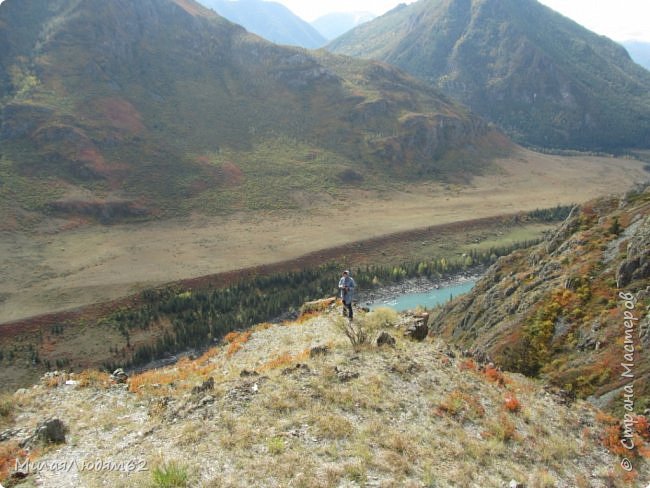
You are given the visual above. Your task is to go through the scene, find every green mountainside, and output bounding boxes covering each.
[328,0,650,151]
[431,185,650,415]
[0,0,506,228]
[198,0,326,48]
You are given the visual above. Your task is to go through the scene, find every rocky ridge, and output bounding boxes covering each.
[431,184,650,414]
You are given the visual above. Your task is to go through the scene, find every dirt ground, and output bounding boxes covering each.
[0,148,646,323]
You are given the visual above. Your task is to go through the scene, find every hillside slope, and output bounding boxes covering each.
[198,0,326,48]
[328,0,650,151]
[431,185,650,415]
[0,0,505,228]
[1,307,647,486]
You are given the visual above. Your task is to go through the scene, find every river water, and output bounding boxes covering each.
[366,279,476,312]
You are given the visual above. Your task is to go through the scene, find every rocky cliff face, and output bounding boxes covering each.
[431,185,650,413]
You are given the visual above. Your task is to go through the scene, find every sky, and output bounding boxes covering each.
[274,0,650,42]
[0,0,648,42]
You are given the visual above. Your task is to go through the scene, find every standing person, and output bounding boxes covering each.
[338,270,356,320]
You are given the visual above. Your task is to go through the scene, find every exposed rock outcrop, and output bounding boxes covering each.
[431,186,650,410]
[616,216,650,287]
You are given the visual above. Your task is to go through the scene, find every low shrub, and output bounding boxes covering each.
[361,307,399,331]
[504,393,521,413]
[334,316,368,348]
[151,461,189,488]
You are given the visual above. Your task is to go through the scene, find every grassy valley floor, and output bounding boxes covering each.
[0,148,646,324]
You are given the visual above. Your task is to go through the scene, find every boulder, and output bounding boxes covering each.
[376,331,396,347]
[309,345,329,358]
[240,369,259,377]
[615,216,649,287]
[191,377,214,395]
[404,316,428,341]
[334,366,359,382]
[110,368,128,384]
[22,419,67,447]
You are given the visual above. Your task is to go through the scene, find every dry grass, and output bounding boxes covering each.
[357,307,399,332]
[0,441,18,479]
[0,393,13,426]
[76,369,111,388]
[485,413,519,443]
[1,309,644,487]
[2,148,643,326]
[437,389,486,420]
[313,412,355,440]
[256,348,311,373]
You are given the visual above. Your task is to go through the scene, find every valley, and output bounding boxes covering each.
[1,147,645,324]
[1,0,649,485]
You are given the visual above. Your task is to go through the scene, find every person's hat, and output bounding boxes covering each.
[343,270,349,274]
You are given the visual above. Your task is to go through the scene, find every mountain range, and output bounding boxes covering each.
[328,0,650,151]
[197,0,326,48]
[0,0,505,228]
[311,11,376,41]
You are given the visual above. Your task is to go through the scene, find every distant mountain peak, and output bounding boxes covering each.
[197,0,326,47]
[311,11,377,41]
[328,0,650,151]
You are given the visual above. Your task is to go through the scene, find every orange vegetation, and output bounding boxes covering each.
[504,393,521,413]
[225,330,252,357]
[458,358,477,371]
[599,413,650,459]
[484,366,506,386]
[257,348,311,373]
[127,356,216,394]
[76,370,111,389]
[128,369,181,393]
[0,441,31,482]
